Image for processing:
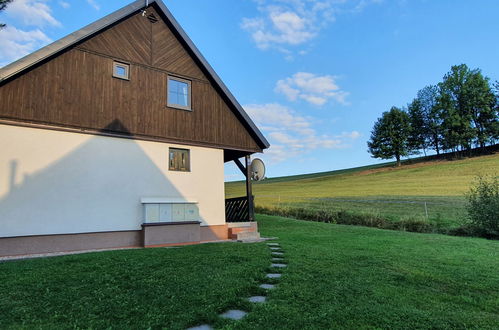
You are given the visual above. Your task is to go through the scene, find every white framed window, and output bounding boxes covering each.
[113,61,129,80]
[167,76,191,110]
[169,148,190,172]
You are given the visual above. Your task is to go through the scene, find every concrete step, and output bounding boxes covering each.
[236,231,261,242]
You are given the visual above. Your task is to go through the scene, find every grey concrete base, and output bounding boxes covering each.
[142,222,200,246]
[259,284,275,290]
[266,273,282,279]
[219,310,247,320]
[187,325,213,330]
[271,263,287,268]
[248,296,266,303]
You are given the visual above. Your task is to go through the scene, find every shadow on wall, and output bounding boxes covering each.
[0,120,219,239]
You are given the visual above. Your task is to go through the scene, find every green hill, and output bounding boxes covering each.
[225,153,499,228]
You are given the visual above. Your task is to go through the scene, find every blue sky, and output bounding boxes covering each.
[1,0,498,181]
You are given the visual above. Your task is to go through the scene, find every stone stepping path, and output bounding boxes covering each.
[189,240,287,329]
[271,263,287,268]
[259,283,276,290]
[248,296,266,303]
[219,309,248,320]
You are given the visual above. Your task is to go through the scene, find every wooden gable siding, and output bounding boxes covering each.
[0,6,261,152]
[78,7,206,81]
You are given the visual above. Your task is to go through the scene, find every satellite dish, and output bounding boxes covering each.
[250,158,266,181]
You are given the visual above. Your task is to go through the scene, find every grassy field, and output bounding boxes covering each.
[0,215,498,329]
[226,153,499,228]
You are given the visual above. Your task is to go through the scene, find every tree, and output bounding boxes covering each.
[438,64,475,152]
[465,70,497,148]
[407,98,427,155]
[438,64,498,152]
[417,85,443,154]
[0,0,13,29]
[367,107,413,166]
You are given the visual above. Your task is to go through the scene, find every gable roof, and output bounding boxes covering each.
[0,0,269,150]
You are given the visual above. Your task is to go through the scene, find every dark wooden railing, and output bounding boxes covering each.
[225,196,252,222]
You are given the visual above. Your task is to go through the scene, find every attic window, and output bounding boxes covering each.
[167,76,191,111]
[113,61,129,80]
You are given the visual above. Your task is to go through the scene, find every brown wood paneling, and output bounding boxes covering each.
[0,3,262,152]
[0,49,261,152]
[150,7,207,81]
[79,11,152,66]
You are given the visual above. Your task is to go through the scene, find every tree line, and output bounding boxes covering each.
[368,64,499,166]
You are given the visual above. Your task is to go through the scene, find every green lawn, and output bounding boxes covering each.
[1,214,498,329]
[226,153,499,228]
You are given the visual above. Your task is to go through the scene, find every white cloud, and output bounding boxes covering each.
[245,103,357,163]
[6,0,61,27]
[0,26,52,66]
[242,0,382,53]
[86,0,100,11]
[59,1,70,9]
[275,72,349,106]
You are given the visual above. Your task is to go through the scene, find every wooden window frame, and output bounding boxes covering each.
[167,76,192,111]
[112,61,130,80]
[169,148,191,172]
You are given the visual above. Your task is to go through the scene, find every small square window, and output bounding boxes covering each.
[167,76,191,110]
[169,148,190,172]
[113,61,129,80]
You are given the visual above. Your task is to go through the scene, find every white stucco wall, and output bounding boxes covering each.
[0,124,226,238]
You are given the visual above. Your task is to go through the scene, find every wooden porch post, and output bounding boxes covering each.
[245,155,254,222]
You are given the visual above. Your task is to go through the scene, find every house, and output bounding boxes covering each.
[0,0,269,257]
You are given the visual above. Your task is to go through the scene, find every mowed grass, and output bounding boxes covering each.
[226,153,499,228]
[0,215,498,329]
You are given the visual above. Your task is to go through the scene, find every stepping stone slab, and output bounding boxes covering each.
[260,283,276,290]
[187,325,213,330]
[272,257,284,262]
[267,242,280,246]
[219,310,247,320]
[248,296,267,303]
[266,273,282,279]
[271,263,287,268]
[269,247,282,250]
[272,252,284,256]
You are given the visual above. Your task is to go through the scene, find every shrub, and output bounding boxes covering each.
[466,175,499,238]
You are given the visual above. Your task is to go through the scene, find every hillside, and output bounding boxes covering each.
[225,153,499,228]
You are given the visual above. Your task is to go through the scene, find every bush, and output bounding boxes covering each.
[255,205,438,234]
[466,175,499,238]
